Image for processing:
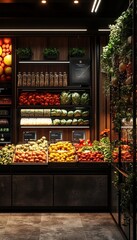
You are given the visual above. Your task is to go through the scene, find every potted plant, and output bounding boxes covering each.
[16,47,32,60]
[69,48,85,58]
[43,47,59,59]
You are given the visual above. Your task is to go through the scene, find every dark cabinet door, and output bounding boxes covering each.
[12,175,53,207]
[54,175,108,207]
[0,175,11,206]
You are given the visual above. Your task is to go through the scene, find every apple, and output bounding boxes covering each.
[4,54,12,66]
[5,66,12,75]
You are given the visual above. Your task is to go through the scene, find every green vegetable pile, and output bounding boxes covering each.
[0,144,15,165]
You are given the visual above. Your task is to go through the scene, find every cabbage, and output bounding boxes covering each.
[60,91,71,104]
[61,109,67,116]
[80,93,89,105]
[82,111,89,117]
[66,119,72,125]
[53,119,60,125]
[72,92,81,105]
[68,111,73,117]
[72,119,78,125]
[60,119,66,125]
[74,110,81,117]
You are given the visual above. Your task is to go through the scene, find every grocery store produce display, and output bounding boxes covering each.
[13,136,48,163]
[0,144,15,164]
[0,130,132,164]
[74,137,112,162]
[48,141,76,162]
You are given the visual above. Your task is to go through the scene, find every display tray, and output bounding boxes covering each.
[13,150,48,164]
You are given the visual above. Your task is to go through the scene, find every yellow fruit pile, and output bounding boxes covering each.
[48,141,76,162]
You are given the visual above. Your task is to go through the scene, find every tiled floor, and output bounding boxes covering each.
[0,213,124,240]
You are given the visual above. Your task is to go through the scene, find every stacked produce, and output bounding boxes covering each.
[0,144,15,164]
[14,136,48,163]
[74,131,112,162]
[113,144,132,162]
[0,38,12,82]
[60,91,89,105]
[48,141,76,162]
[19,92,60,106]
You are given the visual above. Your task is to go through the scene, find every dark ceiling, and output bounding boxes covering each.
[0,0,129,30]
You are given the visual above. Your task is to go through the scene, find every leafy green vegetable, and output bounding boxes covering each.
[72,92,81,105]
[60,92,71,105]
[80,93,89,105]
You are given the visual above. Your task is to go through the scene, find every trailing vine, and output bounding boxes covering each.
[101,7,133,132]
[113,169,137,217]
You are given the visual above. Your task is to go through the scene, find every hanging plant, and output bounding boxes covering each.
[113,170,137,217]
[101,7,133,132]
[101,8,133,77]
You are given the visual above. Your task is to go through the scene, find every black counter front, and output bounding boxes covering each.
[0,162,111,212]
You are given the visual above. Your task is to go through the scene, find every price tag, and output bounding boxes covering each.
[23,131,36,142]
[72,130,85,142]
[49,131,63,142]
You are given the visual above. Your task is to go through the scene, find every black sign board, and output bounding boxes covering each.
[49,131,63,142]
[23,131,36,142]
[72,130,85,142]
[69,58,90,85]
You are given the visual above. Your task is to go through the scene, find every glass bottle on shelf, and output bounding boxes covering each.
[17,72,22,86]
[54,72,58,87]
[40,72,45,87]
[35,72,40,87]
[31,72,35,87]
[27,72,32,86]
[45,72,49,86]
[63,72,68,86]
[58,72,63,87]
[22,72,27,86]
[49,72,54,86]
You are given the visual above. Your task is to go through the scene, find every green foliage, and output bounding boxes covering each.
[113,170,137,214]
[43,47,59,57]
[101,8,133,75]
[16,47,32,59]
[69,48,85,57]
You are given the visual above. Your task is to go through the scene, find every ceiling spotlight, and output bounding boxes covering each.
[74,0,79,4]
[41,0,47,4]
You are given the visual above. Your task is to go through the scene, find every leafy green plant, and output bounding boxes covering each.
[16,47,32,59]
[69,48,85,57]
[113,170,137,215]
[101,8,133,76]
[43,47,59,58]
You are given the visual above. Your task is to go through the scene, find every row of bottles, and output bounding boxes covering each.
[17,71,68,87]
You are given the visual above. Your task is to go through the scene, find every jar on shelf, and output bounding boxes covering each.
[31,72,36,86]
[54,72,58,87]
[63,72,68,86]
[17,72,22,86]
[58,72,63,87]
[35,72,40,87]
[27,72,32,86]
[49,72,54,86]
[22,72,27,86]
[45,72,49,86]
[40,72,45,87]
